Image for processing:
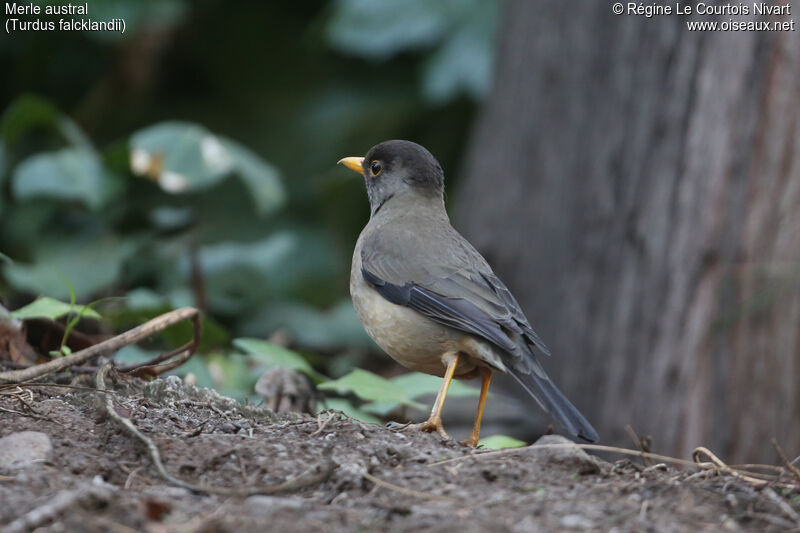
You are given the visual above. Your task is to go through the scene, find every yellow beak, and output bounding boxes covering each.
[337,156,365,174]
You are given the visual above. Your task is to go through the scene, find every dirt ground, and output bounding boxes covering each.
[1,375,798,533]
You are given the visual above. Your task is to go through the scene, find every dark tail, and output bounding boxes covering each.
[509,368,599,443]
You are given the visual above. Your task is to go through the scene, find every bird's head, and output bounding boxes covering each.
[338,140,444,215]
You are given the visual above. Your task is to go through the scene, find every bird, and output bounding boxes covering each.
[338,140,598,447]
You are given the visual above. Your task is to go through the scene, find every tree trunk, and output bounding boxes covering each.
[455,0,800,463]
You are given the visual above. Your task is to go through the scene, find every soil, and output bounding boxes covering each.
[1,376,798,533]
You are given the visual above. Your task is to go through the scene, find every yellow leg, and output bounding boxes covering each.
[462,368,492,448]
[408,352,459,438]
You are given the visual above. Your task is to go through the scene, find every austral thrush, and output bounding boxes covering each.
[339,140,598,447]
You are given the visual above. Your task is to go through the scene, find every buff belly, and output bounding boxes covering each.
[350,260,503,379]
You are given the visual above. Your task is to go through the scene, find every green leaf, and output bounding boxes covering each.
[9,296,101,321]
[318,369,426,410]
[327,0,450,59]
[130,123,285,210]
[1,94,60,145]
[206,352,254,400]
[1,94,92,149]
[478,435,527,450]
[421,5,496,103]
[243,300,374,352]
[360,373,480,416]
[129,123,286,211]
[233,337,315,375]
[392,372,480,400]
[360,400,405,416]
[130,122,234,193]
[326,0,498,104]
[3,236,135,300]
[219,137,285,216]
[11,147,114,209]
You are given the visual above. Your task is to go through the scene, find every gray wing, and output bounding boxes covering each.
[360,223,551,373]
[360,223,599,443]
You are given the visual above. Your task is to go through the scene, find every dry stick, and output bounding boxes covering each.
[773,438,800,483]
[429,443,701,469]
[429,443,799,489]
[0,382,116,394]
[691,446,783,487]
[95,362,334,496]
[0,308,200,383]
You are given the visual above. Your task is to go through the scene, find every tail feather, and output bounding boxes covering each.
[509,369,598,443]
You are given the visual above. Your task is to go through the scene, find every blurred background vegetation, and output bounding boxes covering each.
[0,0,501,425]
[5,1,798,461]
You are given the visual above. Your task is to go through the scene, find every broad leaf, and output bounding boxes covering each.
[392,372,480,400]
[478,435,527,450]
[10,296,101,321]
[234,337,315,375]
[318,368,426,410]
[130,122,285,210]
[130,122,230,192]
[219,137,285,215]
[242,300,373,352]
[421,6,496,103]
[327,0,449,59]
[1,94,92,149]
[12,147,116,209]
[3,236,135,300]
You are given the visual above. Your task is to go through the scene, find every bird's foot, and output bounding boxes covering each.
[460,434,480,449]
[405,418,449,439]
[387,419,449,439]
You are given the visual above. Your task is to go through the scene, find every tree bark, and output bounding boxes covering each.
[456,0,800,463]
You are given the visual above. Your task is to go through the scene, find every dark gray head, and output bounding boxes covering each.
[338,140,445,215]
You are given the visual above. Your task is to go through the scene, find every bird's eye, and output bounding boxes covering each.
[370,160,382,176]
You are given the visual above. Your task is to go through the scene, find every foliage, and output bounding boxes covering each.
[9,296,101,321]
[0,2,497,416]
[327,0,500,103]
[478,434,527,450]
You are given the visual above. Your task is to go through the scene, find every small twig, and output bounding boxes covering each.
[692,447,776,487]
[0,382,115,394]
[96,362,334,496]
[310,411,339,437]
[0,308,200,383]
[0,405,26,417]
[120,465,149,490]
[362,471,457,504]
[429,443,702,469]
[625,425,653,465]
[13,393,66,427]
[429,442,799,489]
[773,439,800,483]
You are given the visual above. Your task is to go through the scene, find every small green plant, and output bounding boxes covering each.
[9,275,106,357]
[478,434,527,449]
